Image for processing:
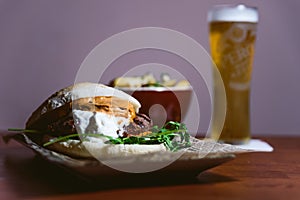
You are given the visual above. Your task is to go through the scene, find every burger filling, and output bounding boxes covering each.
[45,96,152,138]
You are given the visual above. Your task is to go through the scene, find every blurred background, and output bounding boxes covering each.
[0,0,299,136]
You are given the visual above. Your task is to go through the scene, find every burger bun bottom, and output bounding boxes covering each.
[43,135,167,160]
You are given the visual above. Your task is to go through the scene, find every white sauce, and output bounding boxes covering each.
[72,109,130,138]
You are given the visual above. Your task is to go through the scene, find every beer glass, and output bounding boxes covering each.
[208,5,258,144]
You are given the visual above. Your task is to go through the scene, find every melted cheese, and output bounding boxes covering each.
[72,96,136,121]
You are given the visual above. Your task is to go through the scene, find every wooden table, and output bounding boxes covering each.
[1,133,299,200]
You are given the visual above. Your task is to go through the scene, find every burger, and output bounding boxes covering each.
[23,82,190,159]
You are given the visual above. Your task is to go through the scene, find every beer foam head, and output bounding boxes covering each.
[208,4,258,23]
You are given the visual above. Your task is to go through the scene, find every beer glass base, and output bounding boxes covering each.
[215,138,251,145]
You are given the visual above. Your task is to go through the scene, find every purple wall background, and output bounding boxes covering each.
[0,0,299,136]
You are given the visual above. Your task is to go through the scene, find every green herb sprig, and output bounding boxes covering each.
[7,128,40,133]
[8,121,191,152]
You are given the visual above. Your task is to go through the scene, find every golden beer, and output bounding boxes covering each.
[209,5,258,144]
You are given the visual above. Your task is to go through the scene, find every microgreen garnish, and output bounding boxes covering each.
[8,121,191,152]
[8,128,40,133]
[43,134,83,146]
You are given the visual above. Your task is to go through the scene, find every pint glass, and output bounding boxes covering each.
[208,5,258,144]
